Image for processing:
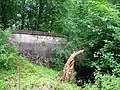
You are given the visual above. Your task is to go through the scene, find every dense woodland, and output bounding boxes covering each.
[0,0,120,90]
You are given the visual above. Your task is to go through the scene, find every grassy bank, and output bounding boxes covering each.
[0,60,80,90]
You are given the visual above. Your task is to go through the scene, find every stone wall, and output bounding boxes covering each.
[10,31,67,66]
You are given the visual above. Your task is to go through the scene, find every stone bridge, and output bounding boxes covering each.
[10,30,67,66]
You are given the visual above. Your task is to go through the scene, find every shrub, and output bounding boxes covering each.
[84,72,120,90]
[113,64,120,77]
[48,57,64,71]
[0,29,22,70]
[55,0,120,70]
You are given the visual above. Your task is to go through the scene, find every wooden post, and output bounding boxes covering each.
[17,65,21,90]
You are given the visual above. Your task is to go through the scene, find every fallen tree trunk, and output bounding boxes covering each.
[58,50,84,82]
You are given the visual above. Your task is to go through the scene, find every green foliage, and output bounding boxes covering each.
[48,57,64,71]
[41,41,47,47]
[0,79,5,90]
[0,29,22,70]
[0,0,69,32]
[55,0,120,70]
[0,60,81,90]
[113,64,120,77]
[9,0,69,32]
[0,0,17,29]
[85,72,120,90]
[0,0,120,89]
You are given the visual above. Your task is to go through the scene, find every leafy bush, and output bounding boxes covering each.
[0,29,22,70]
[48,57,64,71]
[53,0,120,70]
[84,72,120,90]
[113,64,120,77]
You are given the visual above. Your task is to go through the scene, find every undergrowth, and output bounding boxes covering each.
[0,30,80,90]
[0,60,81,90]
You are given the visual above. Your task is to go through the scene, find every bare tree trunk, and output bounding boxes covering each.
[37,0,44,31]
[58,50,84,82]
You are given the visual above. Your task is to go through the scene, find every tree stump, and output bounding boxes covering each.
[58,50,84,82]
